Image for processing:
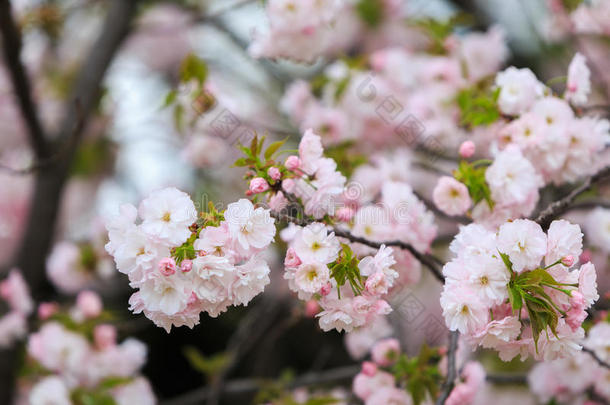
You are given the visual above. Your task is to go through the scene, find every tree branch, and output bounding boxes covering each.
[534,165,610,228]
[161,365,360,405]
[436,330,459,405]
[0,0,48,158]
[1,1,139,403]
[270,211,445,282]
[206,296,287,405]
[583,347,610,370]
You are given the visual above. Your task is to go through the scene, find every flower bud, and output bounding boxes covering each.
[159,257,177,276]
[181,259,193,273]
[459,141,476,158]
[249,177,270,194]
[284,155,301,171]
[284,247,302,268]
[267,167,281,181]
[561,255,575,267]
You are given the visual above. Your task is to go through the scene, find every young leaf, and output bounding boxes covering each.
[264,138,287,160]
[180,53,208,85]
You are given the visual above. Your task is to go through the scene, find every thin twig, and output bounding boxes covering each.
[0,0,48,158]
[160,365,360,405]
[534,165,610,228]
[436,330,460,405]
[206,296,286,405]
[583,347,610,370]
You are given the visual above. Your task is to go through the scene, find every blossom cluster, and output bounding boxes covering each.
[0,270,33,348]
[493,54,609,185]
[352,339,414,405]
[21,291,155,405]
[240,129,347,220]
[105,187,276,331]
[441,219,599,361]
[46,218,115,293]
[249,0,410,62]
[280,26,508,149]
[529,321,610,404]
[282,221,396,333]
[433,145,543,227]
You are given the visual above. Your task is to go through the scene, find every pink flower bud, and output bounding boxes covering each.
[181,259,193,273]
[304,300,320,317]
[459,141,476,158]
[249,177,270,194]
[76,290,102,319]
[361,361,377,376]
[94,324,117,350]
[159,257,177,276]
[38,302,59,320]
[335,207,355,222]
[282,178,296,193]
[320,282,332,296]
[284,247,302,268]
[267,167,281,181]
[284,155,301,171]
[561,255,575,267]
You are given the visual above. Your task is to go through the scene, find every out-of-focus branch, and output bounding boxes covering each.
[161,364,360,405]
[534,165,610,228]
[270,211,445,282]
[583,347,610,370]
[436,330,460,405]
[0,1,139,403]
[206,296,287,405]
[0,0,48,158]
[486,374,527,385]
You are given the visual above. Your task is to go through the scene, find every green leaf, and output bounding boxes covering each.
[507,285,523,312]
[264,138,287,160]
[456,85,501,128]
[454,161,493,209]
[98,376,133,390]
[355,0,383,28]
[163,89,177,108]
[183,346,231,378]
[498,252,513,273]
[180,53,208,85]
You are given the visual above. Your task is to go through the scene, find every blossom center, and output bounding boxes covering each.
[162,212,171,222]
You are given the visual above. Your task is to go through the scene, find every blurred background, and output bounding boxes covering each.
[1,0,609,404]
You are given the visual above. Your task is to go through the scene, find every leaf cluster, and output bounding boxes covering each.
[392,345,442,405]
[453,160,493,209]
[329,244,364,298]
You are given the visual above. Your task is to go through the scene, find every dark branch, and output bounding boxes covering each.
[161,365,360,405]
[486,374,527,385]
[270,211,445,282]
[2,1,139,403]
[534,165,610,228]
[0,0,48,158]
[436,330,460,405]
[583,347,610,370]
